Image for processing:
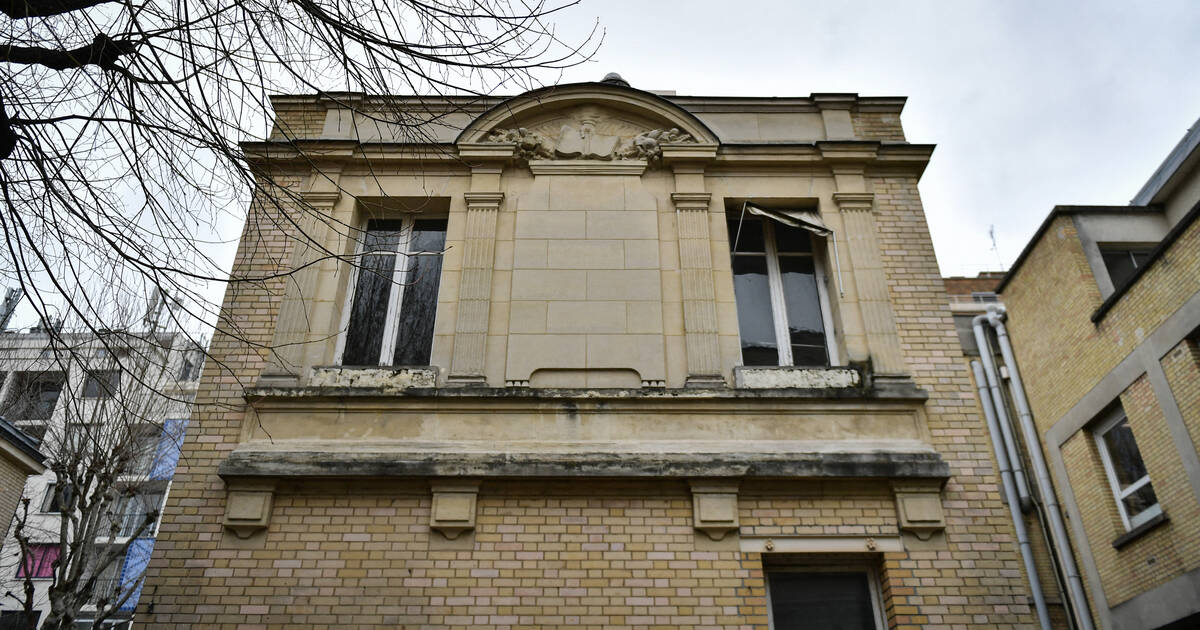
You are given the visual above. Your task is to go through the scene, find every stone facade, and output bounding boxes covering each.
[998,117,1200,630]
[140,80,1038,628]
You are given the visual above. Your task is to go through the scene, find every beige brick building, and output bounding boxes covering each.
[997,117,1200,630]
[139,77,1042,628]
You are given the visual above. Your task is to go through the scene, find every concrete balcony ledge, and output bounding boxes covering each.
[245,372,925,402]
[733,366,860,389]
[218,440,950,481]
[307,366,438,390]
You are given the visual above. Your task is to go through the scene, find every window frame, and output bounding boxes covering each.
[81,370,121,398]
[16,543,60,579]
[764,564,886,630]
[1093,406,1163,531]
[1098,244,1155,291]
[730,217,839,367]
[334,215,446,367]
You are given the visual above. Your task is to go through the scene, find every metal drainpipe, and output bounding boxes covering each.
[987,305,1096,630]
[973,316,1034,510]
[972,360,1052,630]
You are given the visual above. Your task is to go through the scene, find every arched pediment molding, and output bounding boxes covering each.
[456,82,719,163]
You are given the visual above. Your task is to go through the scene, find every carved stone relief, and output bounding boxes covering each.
[483,105,695,166]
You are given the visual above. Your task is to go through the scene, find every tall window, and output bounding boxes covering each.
[729,217,833,367]
[1094,404,1162,530]
[340,217,447,366]
[766,568,884,630]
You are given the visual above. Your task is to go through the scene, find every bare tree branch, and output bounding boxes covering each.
[0,0,117,20]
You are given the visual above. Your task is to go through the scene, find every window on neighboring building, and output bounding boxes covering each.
[339,217,447,367]
[40,483,73,513]
[971,291,998,303]
[81,370,120,398]
[105,489,165,538]
[2,371,66,421]
[177,352,202,382]
[123,424,162,476]
[1100,246,1153,290]
[729,217,833,367]
[1094,404,1162,530]
[0,611,41,629]
[766,568,884,630]
[16,543,59,578]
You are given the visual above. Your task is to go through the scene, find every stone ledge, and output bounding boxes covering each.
[218,446,949,480]
[734,366,860,389]
[307,366,437,390]
[244,380,926,402]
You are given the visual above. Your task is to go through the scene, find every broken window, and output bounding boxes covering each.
[340,217,447,366]
[729,216,834,367]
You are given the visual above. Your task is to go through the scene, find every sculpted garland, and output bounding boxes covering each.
[484,113,695,165]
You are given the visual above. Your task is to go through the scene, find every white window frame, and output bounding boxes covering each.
[334,216,432,366]
[764,564,886,630]
[1094,406,1162,530]
[733,218,840,367]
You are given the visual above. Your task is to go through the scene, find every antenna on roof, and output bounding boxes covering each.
[988,225,1005,271]
[0,287,22,331]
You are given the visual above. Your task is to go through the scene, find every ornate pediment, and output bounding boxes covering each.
[481,105,696,166]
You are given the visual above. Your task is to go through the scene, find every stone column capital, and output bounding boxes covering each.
[300,191,342,207]
[463,191,505,209]
[833,192,875,211]
[670,192,712,211]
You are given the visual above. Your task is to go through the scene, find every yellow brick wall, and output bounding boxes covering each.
[872,174,1036,627]
[269,103,328,140]
[852,112,906,142]
[1004,215,1200,432]
[0,457,30,538]
[1060,376,1200,607]
[1162,336,1200,456]
[139,102,1039,628]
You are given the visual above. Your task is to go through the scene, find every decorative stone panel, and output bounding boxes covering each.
[690,479,739,540]
[429,480,481,540]
[893,481,946,541]
[223,482,276,539]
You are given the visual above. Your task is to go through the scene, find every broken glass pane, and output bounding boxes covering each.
[780,257,827,366]
[732,255,778,366]
[341,221,404,365]
[393,219,447,366]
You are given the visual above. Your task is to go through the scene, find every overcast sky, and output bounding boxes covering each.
[7,1,1198,331]
[548,0,1200,276]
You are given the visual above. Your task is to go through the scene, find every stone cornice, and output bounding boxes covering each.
[528,160,647,176]
[219,447,950,481]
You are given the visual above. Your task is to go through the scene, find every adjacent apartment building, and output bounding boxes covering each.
[995,117,1200,630]
[140,76,1043,628]
[0,328,202,629]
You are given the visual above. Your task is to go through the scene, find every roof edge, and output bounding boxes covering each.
[996,205,1156,293]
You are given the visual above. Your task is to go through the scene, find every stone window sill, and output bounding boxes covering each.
[1112,511,1168,549]
[307,365,438,390]
[733,365,860,389]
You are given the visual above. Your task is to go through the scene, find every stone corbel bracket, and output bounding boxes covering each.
[223,481,277,539]
[430,479,481,540]
[690,479,740,541]
[892,480,946,541]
